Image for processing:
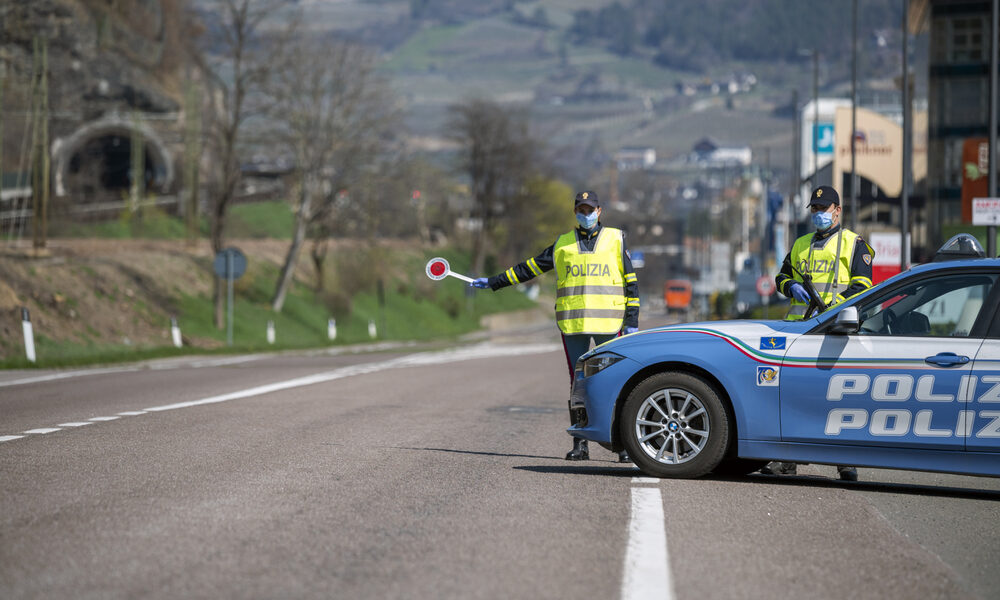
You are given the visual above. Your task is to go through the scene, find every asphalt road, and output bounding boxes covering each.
[2,327,999,599]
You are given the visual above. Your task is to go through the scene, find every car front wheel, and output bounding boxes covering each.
[621,372,730,478]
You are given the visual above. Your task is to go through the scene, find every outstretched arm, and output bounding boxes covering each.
[473,244,555,291]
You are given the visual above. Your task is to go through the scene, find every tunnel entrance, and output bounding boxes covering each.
[53,117,175,211]
[65,134,157,198]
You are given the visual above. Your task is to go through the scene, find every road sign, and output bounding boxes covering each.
[425,257,474,283]
[213,247,246,347]
[213,247,247,280]
[972,197,1000,225]
[755,276,775,296]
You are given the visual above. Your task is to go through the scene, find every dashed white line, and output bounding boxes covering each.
[57,422,95,427]
[88,416,120,422]
[632,477,661,484]
[622,487,673,600]
[117,411,147,416]
[0,435,25,442]
[23,428,62,435]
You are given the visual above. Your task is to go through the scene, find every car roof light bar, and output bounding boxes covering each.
[932,233,986,262]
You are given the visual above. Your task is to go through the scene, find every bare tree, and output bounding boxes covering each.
[267,37,398,312]
[447,98,535,275]
[200,0,295,327]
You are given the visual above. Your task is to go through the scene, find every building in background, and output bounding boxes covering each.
[926,0,995,250]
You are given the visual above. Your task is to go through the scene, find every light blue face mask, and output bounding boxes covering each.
[812,211,834,231]
[576,211,599,229]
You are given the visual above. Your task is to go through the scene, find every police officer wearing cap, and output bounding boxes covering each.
[471,190,640,462]
[764,185,874,481]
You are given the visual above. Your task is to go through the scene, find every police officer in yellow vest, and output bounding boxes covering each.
[776,186,874,321]
[471,190,640,462]
[765,185,874,481]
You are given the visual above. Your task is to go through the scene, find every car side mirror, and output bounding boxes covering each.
[829,306,860,335]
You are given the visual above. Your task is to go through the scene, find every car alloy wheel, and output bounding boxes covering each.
[621,372,730,478]
[635,387,709,465]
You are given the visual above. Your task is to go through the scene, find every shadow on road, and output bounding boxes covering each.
[736,473,1000,502]
[384,445,557,461]
[514,465,642,477]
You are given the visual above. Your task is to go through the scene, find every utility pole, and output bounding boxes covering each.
[850,0,859,231]
[184,80,201,245]
[31,36,49,251]
[791,88,800,247]
[812,49,819,188]
[989,0,998,257]
[1,66,5,210]
[130,112,145,217]
[41,37,49,248]
[902,0,912,269]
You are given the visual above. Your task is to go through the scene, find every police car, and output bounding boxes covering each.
[569,234,1000,479]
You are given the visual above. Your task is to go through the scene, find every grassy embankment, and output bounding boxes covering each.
[1,203,541,368]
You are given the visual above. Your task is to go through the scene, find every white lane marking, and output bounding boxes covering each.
[117,411,147,416]
[23,428,62,435]
[185,355,266,368]
[632,477,661,484]
[1,343,562,443]
[0,340,529,389]
[0,366,139,388]
[144,343,560,413]
[622,487,673,600]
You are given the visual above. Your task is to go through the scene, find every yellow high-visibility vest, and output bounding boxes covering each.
[786,228,862,320]
[554,228,626,334]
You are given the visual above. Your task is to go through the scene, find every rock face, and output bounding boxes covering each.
[1,0,200,211]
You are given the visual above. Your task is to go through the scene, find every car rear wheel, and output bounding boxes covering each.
[621,372,730,478]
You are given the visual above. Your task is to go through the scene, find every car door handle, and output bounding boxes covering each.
[924,352,970,367]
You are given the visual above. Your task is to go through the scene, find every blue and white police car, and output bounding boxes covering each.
[569,235,1000,479]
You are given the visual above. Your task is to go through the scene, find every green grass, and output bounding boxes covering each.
[51,206,192,239]
[49,201,294,240]
[382,24,464,73]
[0,246,538,369]
[227,202,294,239]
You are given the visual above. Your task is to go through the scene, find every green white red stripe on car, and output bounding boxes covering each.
[647,325,950,370]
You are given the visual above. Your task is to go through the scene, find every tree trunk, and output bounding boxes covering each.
[471,207,492,276]
[211,201,226,329]
[311,238,328,292]
[271,181,312,312]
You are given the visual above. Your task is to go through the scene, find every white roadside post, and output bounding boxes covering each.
[21,308,36,363]
[327,318,337,341]
[170,316,183,348]
[368,319,377,339]
[266,320,275,344]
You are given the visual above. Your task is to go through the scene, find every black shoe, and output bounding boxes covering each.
[759,462,777,475]
[565,438,589,461]
[838,466,858,481]
[778,462,797,475]
[618,450,631,463]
